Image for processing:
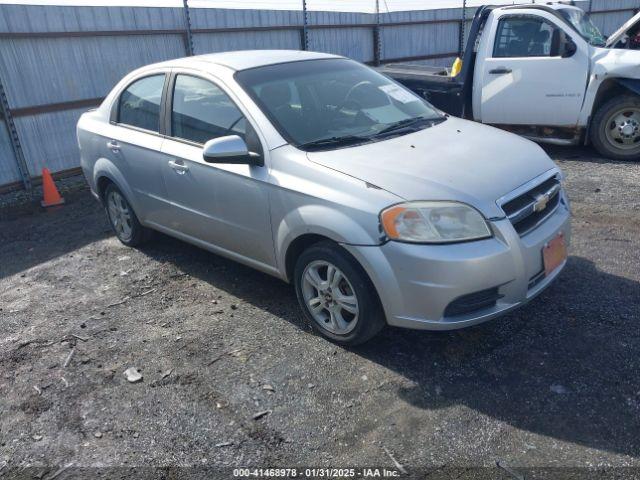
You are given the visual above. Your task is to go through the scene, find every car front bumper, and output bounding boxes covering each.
[343,195,571,331]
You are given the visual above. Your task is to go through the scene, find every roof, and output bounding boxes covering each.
[0,0,532,13]
[499,2,581,12]
[161,50,342,72]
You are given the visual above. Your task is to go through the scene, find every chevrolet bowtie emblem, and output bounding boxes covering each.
[533,193,550,212]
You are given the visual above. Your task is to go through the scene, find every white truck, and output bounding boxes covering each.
[379,3,640,161]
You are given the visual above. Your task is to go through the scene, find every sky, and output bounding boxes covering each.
[0,0,531,12]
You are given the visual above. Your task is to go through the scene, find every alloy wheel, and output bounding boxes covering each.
[107,190,133,242]
[301,260,359,335]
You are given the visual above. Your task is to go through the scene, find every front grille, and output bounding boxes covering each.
[444,287,503,318]
[501,176,562,236]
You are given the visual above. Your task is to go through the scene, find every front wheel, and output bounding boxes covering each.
[294,241,385,346]
[591,95,640,161]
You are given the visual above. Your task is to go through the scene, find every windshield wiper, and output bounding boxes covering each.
[375,116,445,137]
[297,117,446,150]
[297,135,370,151]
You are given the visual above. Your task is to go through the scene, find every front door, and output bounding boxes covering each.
[475,11,590,127]
[160,73,275,269]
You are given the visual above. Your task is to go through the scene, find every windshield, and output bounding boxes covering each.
[235,58,444,150]
[560,8,606,47]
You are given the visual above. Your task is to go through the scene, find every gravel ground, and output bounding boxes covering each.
[0,175,88,213]
[0,146,639,479]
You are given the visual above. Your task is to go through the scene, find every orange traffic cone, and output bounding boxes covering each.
[41,168,65,207]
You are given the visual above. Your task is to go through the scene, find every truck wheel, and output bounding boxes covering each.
[294,241,386,346]
[591,95,640,161]
[104,184,153,247]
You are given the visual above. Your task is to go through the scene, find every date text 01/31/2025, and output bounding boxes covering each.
[233,467,403,477]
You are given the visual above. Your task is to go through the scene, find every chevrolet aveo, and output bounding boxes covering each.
[77,50,571,345]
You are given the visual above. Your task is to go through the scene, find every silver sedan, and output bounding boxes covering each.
[77,50,571,345]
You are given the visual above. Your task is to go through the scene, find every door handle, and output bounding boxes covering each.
[107,140,120,152]
[489,67,512,75]
[168,159,189,174]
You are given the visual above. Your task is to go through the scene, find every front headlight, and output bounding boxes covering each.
[380,201,492,244]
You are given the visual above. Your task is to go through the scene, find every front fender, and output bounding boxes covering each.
[581,75,640,126]
[274,204,382,277]
[581,47,640,124]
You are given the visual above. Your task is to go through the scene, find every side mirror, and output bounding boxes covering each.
[562,36,577,58]
[202,135,263,166]
[552,30,577,58]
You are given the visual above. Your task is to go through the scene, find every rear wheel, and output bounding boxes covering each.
[294,241,385,345]
[591,95,640,161]
[104,184,152,247]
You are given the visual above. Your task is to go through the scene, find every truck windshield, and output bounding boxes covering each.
[235,58,445,151]
[560,9,606,47]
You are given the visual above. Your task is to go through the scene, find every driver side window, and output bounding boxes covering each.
[494,16,555,58]
[171,75,247,144]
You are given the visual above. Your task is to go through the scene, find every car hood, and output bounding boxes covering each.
[605,11,640,48]
[306,117,557,219]
[592,47,640,79]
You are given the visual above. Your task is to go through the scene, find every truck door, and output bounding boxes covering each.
[473,9,590,127]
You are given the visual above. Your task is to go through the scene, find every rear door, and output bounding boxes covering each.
[473,9,590,126]
[106,72,168,224]
[159,72,275,268]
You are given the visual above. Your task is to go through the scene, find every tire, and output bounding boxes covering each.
[104,183,153,247]
[591,95,640,161]
[294,241,385,346]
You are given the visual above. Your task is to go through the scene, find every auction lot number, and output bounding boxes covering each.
[233,468,401,477]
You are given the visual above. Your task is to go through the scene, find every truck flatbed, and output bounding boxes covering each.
[377,64,452,81]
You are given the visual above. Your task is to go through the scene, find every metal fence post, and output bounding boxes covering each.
[458,0,467,57]
[182,0,194,56]
[0,76,32,191]
[373,0,382,66]
[301,0,309,50]
[588,0,594,13]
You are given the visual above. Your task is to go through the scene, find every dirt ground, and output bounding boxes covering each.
[1,146,639,479]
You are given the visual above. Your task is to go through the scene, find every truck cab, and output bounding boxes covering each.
[380,3,640,161]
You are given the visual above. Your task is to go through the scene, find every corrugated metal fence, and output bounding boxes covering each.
[0,0,638,191]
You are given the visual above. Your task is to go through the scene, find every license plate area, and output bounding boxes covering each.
[543,232,567,276]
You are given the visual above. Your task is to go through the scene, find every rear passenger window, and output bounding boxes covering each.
[117,74,165,132]
[171,75,247,145]
[494,16,555,57]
